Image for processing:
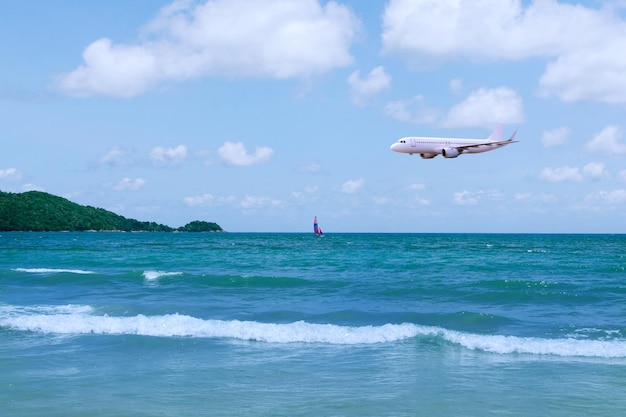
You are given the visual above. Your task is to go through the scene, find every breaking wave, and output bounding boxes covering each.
[2,304,626,358]
[13,268,96,275]
[142,270,183,281]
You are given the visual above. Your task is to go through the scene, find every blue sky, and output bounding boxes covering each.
[3,0,626,233]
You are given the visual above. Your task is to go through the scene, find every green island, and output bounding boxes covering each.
[0,190,223,232]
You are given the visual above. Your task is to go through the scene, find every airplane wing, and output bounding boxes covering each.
[455,137,518,152]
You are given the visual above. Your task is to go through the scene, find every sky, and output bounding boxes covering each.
[2,0,626,233]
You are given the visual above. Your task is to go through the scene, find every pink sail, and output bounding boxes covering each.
[313,216,323,236]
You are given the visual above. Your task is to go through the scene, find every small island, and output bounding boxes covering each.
[0,190,223,232]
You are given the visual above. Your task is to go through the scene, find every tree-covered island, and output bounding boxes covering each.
[0,190,223,232]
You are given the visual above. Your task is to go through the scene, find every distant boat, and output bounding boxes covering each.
[313,216,324,236]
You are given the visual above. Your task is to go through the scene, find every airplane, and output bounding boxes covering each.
[390,123,517,159]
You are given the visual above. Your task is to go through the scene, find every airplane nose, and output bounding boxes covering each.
[390,142,399,152]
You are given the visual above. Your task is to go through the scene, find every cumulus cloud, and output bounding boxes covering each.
[539,38,626,103]
[454,190,479,206]
[347,66,391,106]
[341,178,364,194]
[542,126,570,147]
[382,0,626,104]
[444,87,525,128]
[585,189,626,204]
[240,195,283,208]
[184,193,215,206]
[0,167,22,181]
[539,163,608,182]
[384,95,440,124]
[150,145,187,167]
[453,189,503,205]
[586,125,626,155]
[514,192,558,204]
[114,177,147,191]
[183,194,236,207]
[57,39,161,98]
[582,162,608,180]
[539,166,583,182]
[218,141,274,166]
[387,87,523,127]
[100,146,134,167]
[57,0,359,97]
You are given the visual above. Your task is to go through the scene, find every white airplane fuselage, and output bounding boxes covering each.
[390,124,516,159]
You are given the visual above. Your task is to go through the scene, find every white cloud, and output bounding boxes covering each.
[539,162,609,182]
[585,189,626,204]
[240,195,283,209]
[0,168,22,181]
[114,177,147,191]
[383,0,526,59]
[542,126,570,147]
[514,192,560,203]
[184,193,215,206]
[384,95,440,124]
[382,0,626,104]
[341,178,364,194]
[454,190,479,206]
[444,87,524,128]
[586,125,626,155]
[539,38,626,103]
[22,183,44,192]
[57,0,359,97]
[408,183,425,191]
[183,193,238,207]
[453,189,503,205]
[218,141,274,166]
[387,87,523,127]
[539,166,583,182]
[57,39,161,98]
[150,145,187,167]
[347,66,391,106]
[100,146,134,167]
[582,162,608,180]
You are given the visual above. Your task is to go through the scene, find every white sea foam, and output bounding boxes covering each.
[439,329,626,358]
[13,268,95,275]
[142,270,183,281]
[2,304,626,358]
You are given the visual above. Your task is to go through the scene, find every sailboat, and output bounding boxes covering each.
[313,216,324,236]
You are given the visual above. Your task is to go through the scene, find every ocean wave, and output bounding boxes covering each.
[142,270,183,281]
[1,304,626,358]
[13,268,95,275]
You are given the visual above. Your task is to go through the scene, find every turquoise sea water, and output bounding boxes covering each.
[1,232,625,416]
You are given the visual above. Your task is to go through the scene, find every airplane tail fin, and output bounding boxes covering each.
[487,123,504,141]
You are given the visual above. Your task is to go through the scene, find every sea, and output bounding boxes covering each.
[1,232,625,416]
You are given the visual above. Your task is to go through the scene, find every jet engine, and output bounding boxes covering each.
[441,148,460,158]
